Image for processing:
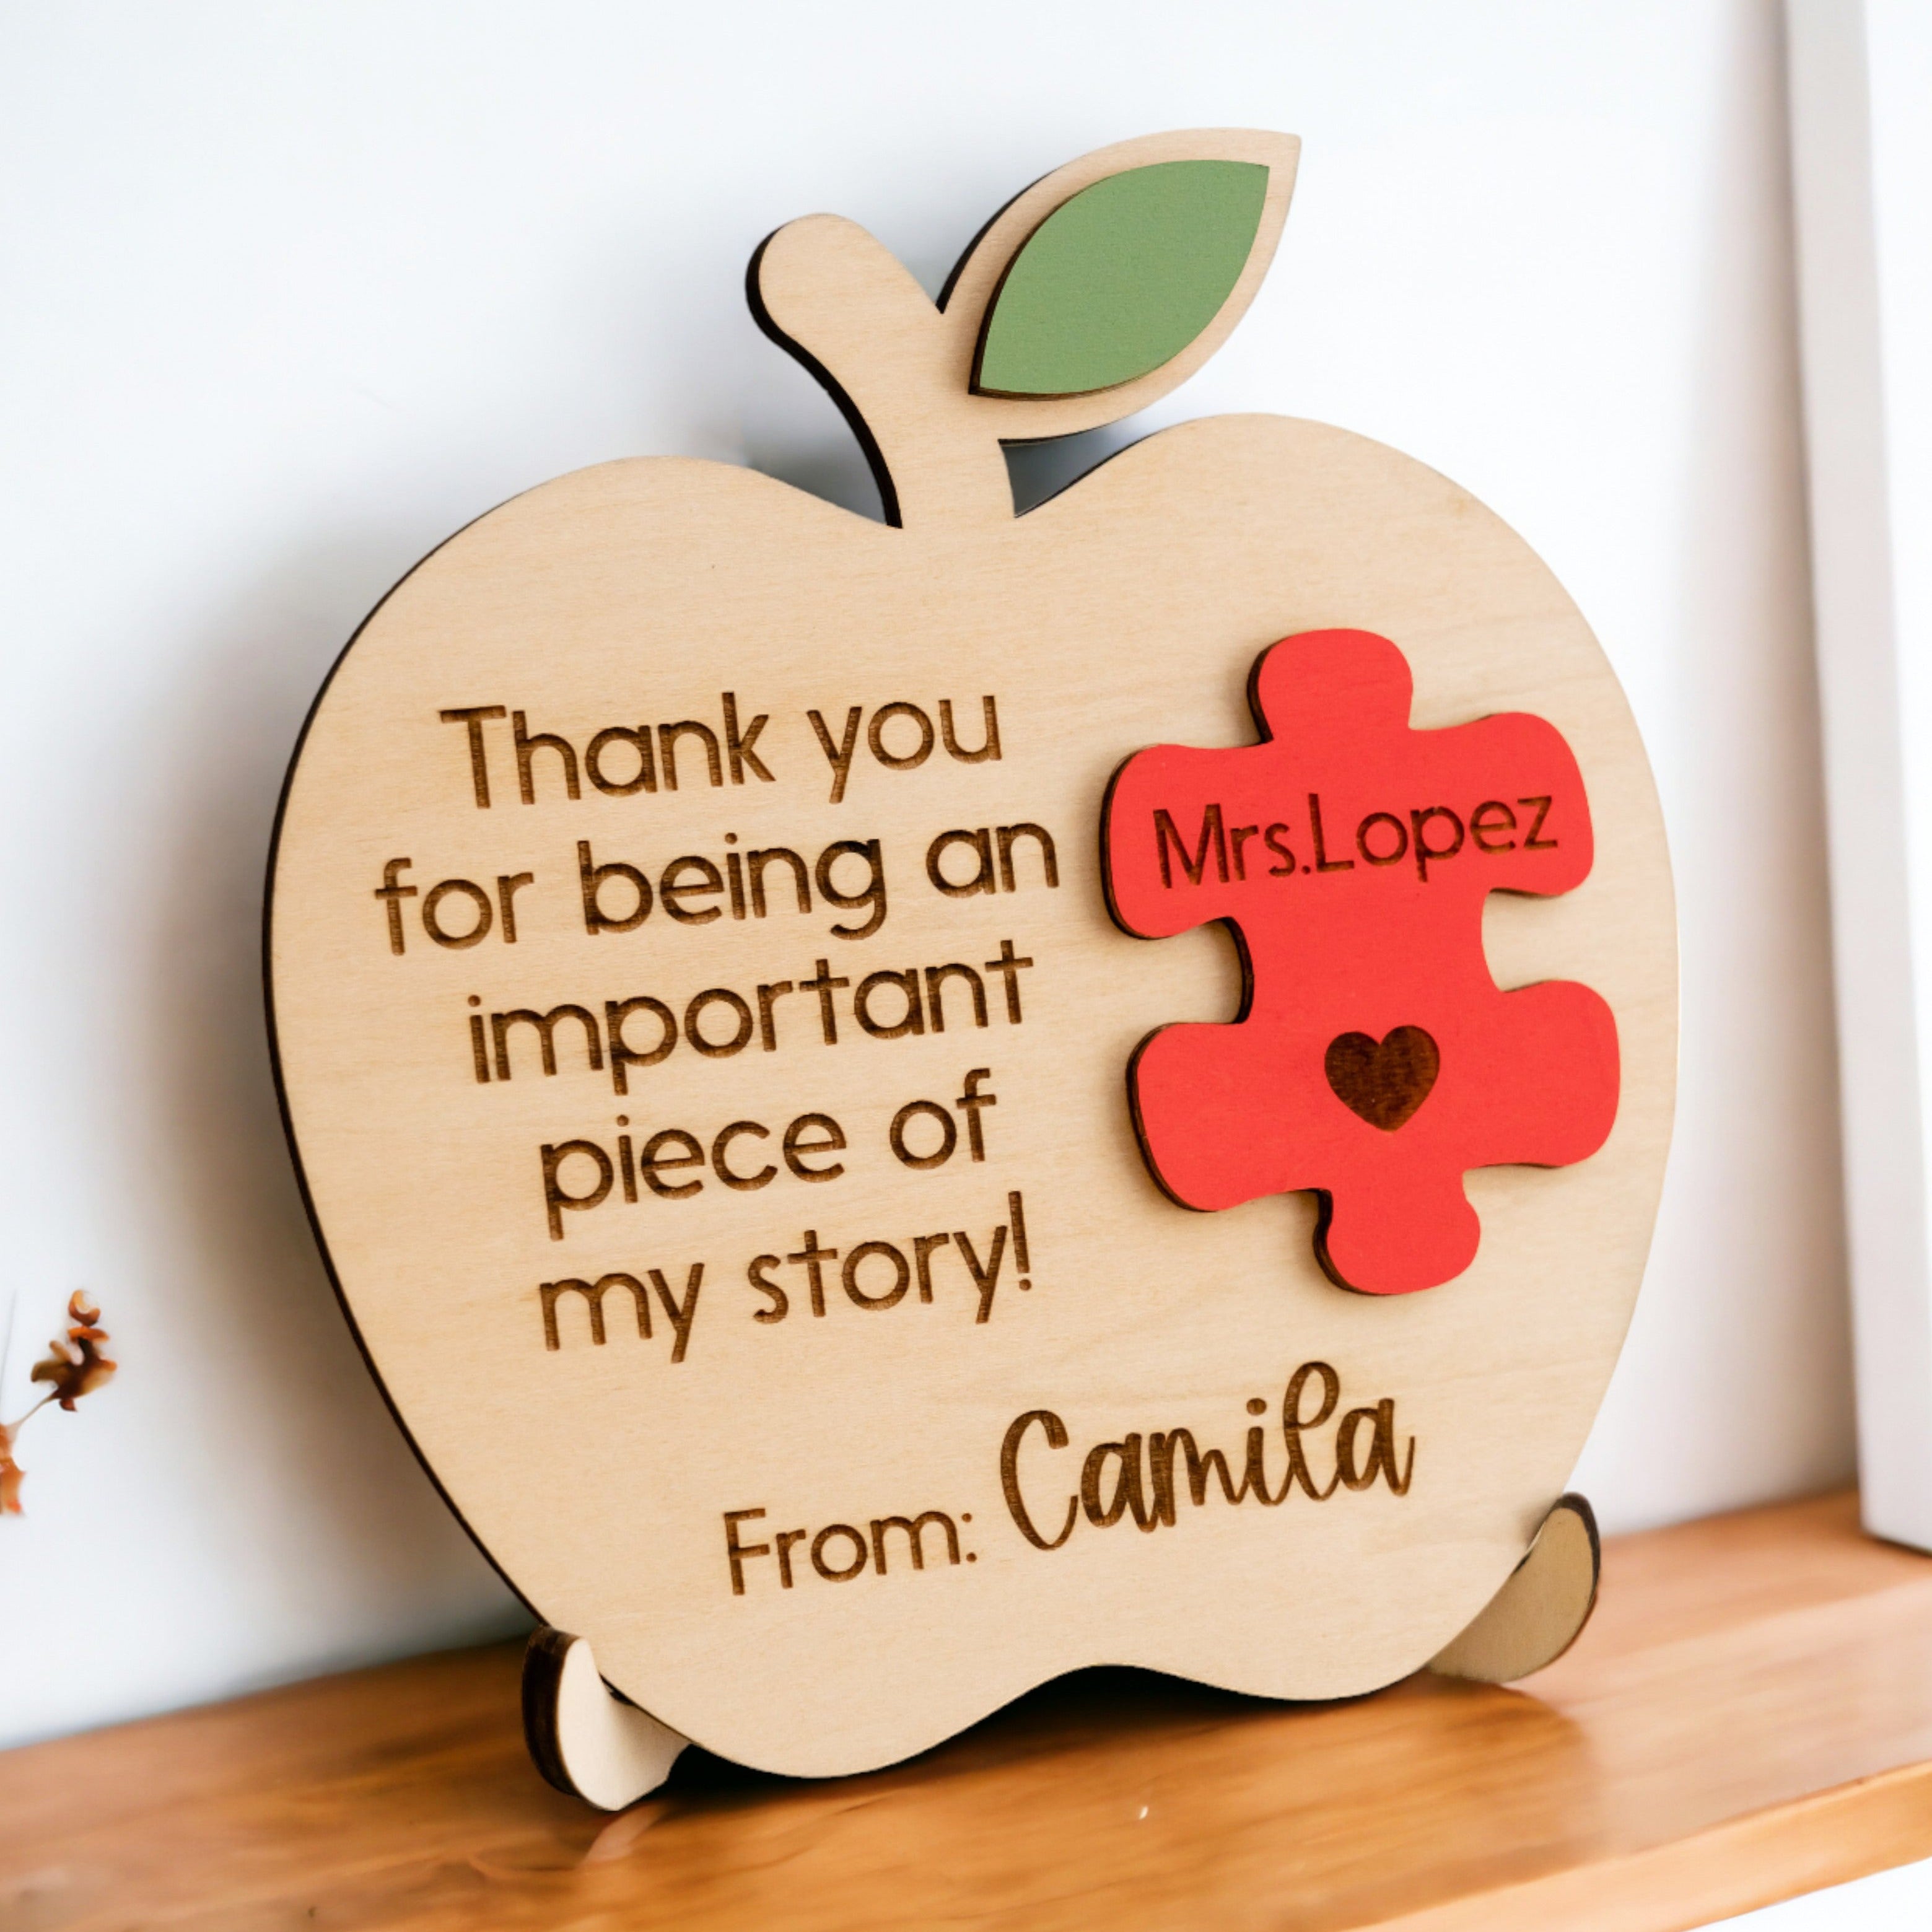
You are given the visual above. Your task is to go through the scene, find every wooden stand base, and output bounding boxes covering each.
[520,1628,687,1811]
[1431,1490,1601,1682]
[4,1492,1929,1931]
[520,1495,1603,1809]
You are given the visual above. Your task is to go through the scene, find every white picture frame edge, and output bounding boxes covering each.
[1786,0,1932,1550]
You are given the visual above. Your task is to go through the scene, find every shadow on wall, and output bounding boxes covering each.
[1006,425,1147,516]
[744,410,1145,524]
[142,522,533,1675]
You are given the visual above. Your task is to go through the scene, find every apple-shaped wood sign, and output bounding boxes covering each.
[268,129,1674,1804]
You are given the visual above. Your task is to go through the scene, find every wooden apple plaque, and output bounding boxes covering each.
[268,130,1675,1802]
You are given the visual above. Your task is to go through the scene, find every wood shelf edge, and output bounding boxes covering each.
[5,1488,1932,1932]
[1385,1759,1932,1932]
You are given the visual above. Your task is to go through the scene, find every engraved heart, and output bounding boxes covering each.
[1324,1027,1441,1131]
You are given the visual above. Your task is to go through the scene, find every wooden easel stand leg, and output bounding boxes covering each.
[523,1493,1600,1806]
[522,1628,687,1811]
[1429,1493,1602,1683]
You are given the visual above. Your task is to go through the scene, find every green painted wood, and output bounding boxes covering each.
[975,160,1269,398]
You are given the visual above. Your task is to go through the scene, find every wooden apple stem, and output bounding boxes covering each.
[750,216,1013,530]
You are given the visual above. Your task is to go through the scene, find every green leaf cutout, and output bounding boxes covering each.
[976,160,1269,398]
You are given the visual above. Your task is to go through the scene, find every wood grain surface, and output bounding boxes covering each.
[267,414,1676,1776]
[264,125,1674,1778]
[4,1492,1930,1932]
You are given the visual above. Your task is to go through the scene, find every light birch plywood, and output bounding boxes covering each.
[1429,1492,1600,1683]
[266,130,1675,1780]
[521,1630,686,1811]
[748,128,1297,528]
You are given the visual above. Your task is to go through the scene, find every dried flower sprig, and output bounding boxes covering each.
[30,1292,117,1410]
[2,1292,117,1515]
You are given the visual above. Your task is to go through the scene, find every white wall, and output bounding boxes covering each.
[0,0,1848,1750]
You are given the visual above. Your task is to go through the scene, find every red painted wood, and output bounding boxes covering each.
[1101,629,1619,1294]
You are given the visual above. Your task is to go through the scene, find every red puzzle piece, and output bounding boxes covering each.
[1102,629,1619,1295]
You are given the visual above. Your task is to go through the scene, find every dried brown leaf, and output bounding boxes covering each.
[0,1424,20,1515]
[30,1292,117,1411]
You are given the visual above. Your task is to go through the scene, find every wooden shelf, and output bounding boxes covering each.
[6,1491,1932,1930]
